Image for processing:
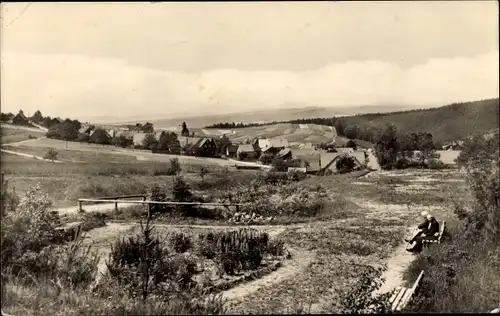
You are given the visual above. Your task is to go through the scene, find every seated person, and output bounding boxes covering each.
[407,214,440,253]
[405,211,429,243]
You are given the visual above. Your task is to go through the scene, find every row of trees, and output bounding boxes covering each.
[0,109,67,129]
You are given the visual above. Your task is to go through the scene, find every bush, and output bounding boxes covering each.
[223,183,330,218]
[426,158,447,170]
[167,158,182,176]
[81,212,107,232]
[44,148,59,161]
[197,229,271,275]
[169,232,193,253]
[1,183,99,290]
[271,157,288,172]
[105,218,201,300]
[149,183,168,215]
[259,153,274,165]
[336,155,357,173]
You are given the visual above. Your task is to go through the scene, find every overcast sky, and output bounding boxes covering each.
[1,2,498,119]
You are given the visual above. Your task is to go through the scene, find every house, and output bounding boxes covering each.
[237,144,259,161]
[79,125,94,135]
[442,140,464,151]
[185,138,217,157]
[116,131,135,141]
[321,153,364,174]
[225,144,238,157]
[292,148,322,172]
[11,111,34,127]
[180,137,201,150]
[262,146,283,156]
[258,138,289,151]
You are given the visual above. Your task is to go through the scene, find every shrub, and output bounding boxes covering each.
[197,229,271,275]
[287,169,308,182]
[271,157,288,172]
[167,158,182,175]
[81,212,107,232]
[105,217,200,300]
[44,148,59,161]
[169,232,193,253]
[149,183,168,215]
[426,158,447,170]
[336,155,357,173]
[259,153,274,165]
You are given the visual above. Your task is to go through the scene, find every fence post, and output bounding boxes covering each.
[236,204,240,213]
[78,200,83,212]
[115,201,118,212]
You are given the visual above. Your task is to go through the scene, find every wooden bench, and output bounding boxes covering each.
[390,270,425,312]
[422,221,446,246]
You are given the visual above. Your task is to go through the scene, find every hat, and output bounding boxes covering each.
[426,214,433,220]
[421,211,429,217]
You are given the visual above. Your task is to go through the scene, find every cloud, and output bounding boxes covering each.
[1,50,498,119]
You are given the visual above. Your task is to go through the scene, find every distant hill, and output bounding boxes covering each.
[94,104,426,129]
[338,98,499,143]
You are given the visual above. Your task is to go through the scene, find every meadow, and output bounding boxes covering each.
[1,139,471,315]
[1,126,45,145]
[2,124,496,315]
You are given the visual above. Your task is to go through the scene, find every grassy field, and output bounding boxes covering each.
[4,137,235,166]
[0,124,473,314]
[2,147,468,314]
[1,126,45,144]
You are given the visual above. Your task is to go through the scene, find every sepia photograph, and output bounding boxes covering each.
[0,1,499,315]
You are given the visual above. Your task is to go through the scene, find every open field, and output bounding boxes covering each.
[2,147,469,315]
[1,126,45,144]
[3,137,268,169]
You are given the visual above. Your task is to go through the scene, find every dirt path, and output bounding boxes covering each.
[1,148,64,163]
[222,248,315,301]
[374,232,416,295]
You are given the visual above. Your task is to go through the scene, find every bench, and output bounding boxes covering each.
[390,270,424,312]
[422,221,446,246]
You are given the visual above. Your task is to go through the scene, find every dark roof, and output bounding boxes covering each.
[227,144,238,153]
[238,144,256,153]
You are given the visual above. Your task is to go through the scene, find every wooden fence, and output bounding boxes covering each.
[77,198,244,216]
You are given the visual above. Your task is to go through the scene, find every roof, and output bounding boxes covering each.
[336,147,354,153]
[14,111,29,121]
[227,144,238,153]
[293,150,322,171]
[179,137,201,148]
[237,144,256,153]
[278,148,291,158]
[116,131,135,138]
[351,150,367,163]
[322,153,364,171]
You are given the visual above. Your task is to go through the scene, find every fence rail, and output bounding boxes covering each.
[96,194,148,201]
[77,198,244,214]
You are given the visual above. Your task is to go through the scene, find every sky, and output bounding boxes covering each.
[1,1,498,120]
